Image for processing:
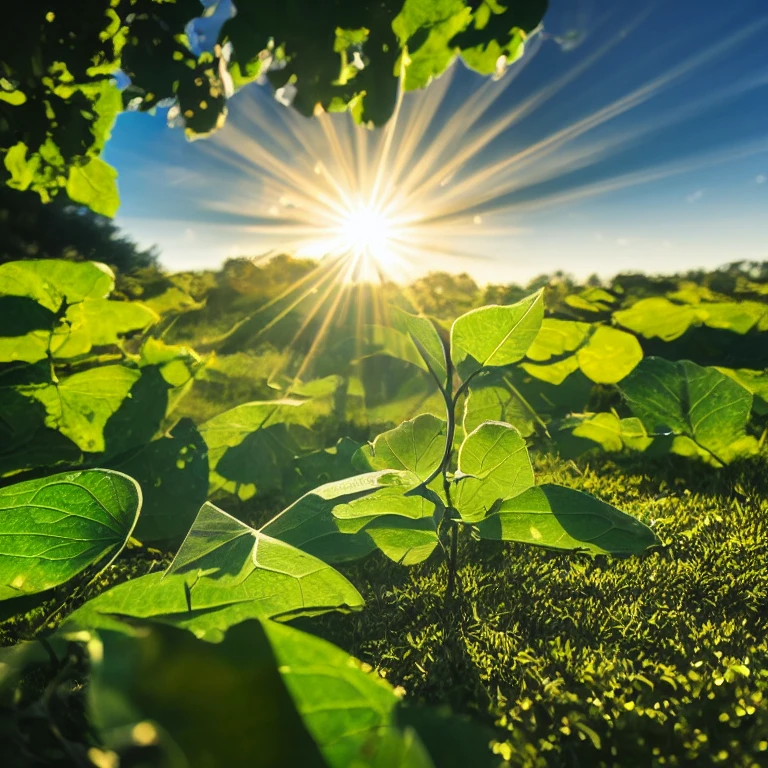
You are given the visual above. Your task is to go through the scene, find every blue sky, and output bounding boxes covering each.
[105,0,768,284]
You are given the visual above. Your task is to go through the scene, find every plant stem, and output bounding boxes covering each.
[445,519,459,600]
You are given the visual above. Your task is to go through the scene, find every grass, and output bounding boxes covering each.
[304,451,768,766]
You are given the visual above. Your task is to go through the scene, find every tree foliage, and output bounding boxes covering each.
[1,0,548,213]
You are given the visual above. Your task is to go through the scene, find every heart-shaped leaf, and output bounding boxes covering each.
[620,357,758,464]
[354,414,446,482]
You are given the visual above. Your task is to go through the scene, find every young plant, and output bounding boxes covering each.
[258,291,659,592]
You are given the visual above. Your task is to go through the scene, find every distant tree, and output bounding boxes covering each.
[407,271,481,318]
[0,185,159,273]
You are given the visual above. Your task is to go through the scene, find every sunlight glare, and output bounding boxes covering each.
[338,202,398,269]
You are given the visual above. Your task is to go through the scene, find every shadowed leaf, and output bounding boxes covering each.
[474,483,657,556]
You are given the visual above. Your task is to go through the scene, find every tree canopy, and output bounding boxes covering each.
[1,0,548,215]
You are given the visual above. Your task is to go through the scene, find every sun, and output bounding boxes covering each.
[336,202,401,274]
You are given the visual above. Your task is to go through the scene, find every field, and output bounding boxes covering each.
[1,254,767,767]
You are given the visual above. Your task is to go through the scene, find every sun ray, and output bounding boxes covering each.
[123,2,768,384]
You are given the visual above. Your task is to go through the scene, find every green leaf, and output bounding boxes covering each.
[394,0,472,91]
[0,296,55,364]
[110,418,209,547]
[698,301,767,334]
[88,621,327,767]
[564,287,616,314]
[620,357,758,464]
[575,326,643,384]
[560,412,654,455]
[526,319,590,362]
[571,411,624,452]
[454,422,534,523]
[474,484,658,556]
[363,324,432,372]
[521,355,580,385]
[391,307,448,385]
[0,365,83,477]
[463,375,536,437]
[265,620,435,768]
[451,0,546,76]
[263,471,439,565]
[451,291,544,380]
[331,481,441,565]
[50,299,158,359]
[717,367,768,415]
[199,399,313,499]
[67,502,363,640]
[0,259,114,312]
[66,157,120,217]
[29,365,141,453]
[354,414,447,482]
[613,297,697,341]
[4,142,38,190]
[0,469,140,600]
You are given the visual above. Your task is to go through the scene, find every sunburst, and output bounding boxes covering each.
[147,7,768,388]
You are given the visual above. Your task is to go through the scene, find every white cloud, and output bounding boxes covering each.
[757,174,766,185]
[616,237,630,247]
[686,189,705,203]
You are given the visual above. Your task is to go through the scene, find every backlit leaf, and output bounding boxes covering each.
[454,422,534,523]
[355,414,447,482]
[262,470,438,565]
[463,375,536,437]
[526,319,590,362]
[613,297,696,341]
[0,259,114,312]
[620,357,757,464]
[451,290,544,379]
[0,470,140,600]
[575,326,643,384]
[266,620,435,768]
[66,157,120,217]
[521,355,580,385]
[391,306,448,385]
[29,365,140,453]
[199,399,313,499]
[67,502,363,640]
